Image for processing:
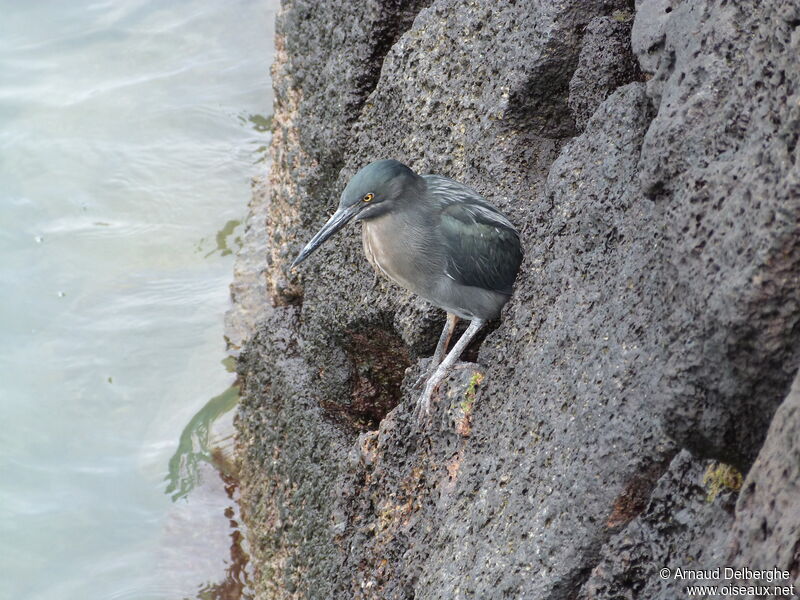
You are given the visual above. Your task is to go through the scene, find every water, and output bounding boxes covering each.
[0,1,276,598]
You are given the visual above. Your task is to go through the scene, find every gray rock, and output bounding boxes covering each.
[236,306,350,599]
[577,369,800,599]
[723,370,800,593]
[633,0,800,466]
[231,0,800,598]
[569,13,643,131]
[579,450,737,600]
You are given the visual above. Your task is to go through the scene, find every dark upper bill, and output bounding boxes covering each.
[290,203,360,268]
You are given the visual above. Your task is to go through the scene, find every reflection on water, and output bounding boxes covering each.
[243,113,274,133]
[166,383,240,502]
[189,464,252,600]
[0,1,277,598]
[202,220,243,259]
[242,114,273,165]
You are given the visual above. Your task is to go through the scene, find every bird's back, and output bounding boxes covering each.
[423,175,522,296]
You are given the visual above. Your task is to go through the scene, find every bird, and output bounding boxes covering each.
[291,159,522,418]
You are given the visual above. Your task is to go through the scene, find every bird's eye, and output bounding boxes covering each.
[363,193,374,202]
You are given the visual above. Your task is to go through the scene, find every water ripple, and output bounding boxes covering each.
[0,1,275,599]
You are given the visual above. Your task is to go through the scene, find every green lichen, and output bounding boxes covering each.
[702,462,743,503]
[612,9,632,22]
[460,372,484,414]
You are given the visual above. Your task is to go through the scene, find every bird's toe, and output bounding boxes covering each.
[415,390,432,421]
[408,358,435,392]
[415,377,440,421]
[411,373,427,392]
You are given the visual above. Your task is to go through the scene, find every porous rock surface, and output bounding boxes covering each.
[231,0,800,598]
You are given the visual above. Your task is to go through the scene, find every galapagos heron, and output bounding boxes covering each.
[291,159,522,417]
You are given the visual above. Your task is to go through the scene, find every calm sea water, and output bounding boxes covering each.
[0,1,276,598]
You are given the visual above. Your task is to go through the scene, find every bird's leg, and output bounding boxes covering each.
[431,313,459,368]
[411,313,459,391]
[417,318,485,418]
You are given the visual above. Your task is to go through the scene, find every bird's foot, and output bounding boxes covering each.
[410,373,425,392]
[411,318,485,426]
[413,362,449,422]
[410,361,433,392]
[414,380,435,420]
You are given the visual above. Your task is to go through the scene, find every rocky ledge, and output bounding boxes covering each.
[228,1,800,598]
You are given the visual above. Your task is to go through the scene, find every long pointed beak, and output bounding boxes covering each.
[291,204,360,268]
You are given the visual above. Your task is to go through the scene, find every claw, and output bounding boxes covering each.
[416,378,436,419]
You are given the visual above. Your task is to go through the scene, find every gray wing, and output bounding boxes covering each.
[425,175,523,295]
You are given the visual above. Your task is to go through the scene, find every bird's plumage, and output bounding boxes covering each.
[357,172,521,320]
[424,175,522,296]
[291,159,523,417]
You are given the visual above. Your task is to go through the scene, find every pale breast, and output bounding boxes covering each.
[361,217,423,293]
[362,223,391,279]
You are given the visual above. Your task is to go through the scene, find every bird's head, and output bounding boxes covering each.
[291,159,421,268]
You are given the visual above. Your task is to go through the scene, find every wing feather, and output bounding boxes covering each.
[424,175,522,294]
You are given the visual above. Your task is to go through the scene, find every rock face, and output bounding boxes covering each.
[232,0,800,598]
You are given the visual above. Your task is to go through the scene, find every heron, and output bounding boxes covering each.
[291,159,522,418]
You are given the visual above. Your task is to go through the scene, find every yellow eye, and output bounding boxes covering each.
[363,193,374,202]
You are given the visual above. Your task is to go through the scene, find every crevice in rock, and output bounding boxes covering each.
[357,1,435,103]
[545,453,678,600]
[323,0,436,180]
[505,47,581,140]
[567,9,648,132]
[606,452,678,528]
[333,322,412,430]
